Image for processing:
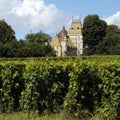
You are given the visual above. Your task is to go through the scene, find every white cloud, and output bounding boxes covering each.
[0,0,70,39]
[103,11,120,27]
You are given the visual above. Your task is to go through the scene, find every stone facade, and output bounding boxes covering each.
[50,19,83,56]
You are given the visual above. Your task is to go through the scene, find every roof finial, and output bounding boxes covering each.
[72,16,73,22]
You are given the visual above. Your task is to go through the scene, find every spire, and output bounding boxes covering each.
[72,16,73,22]
[63,26,65,30]
[56,26,68,38]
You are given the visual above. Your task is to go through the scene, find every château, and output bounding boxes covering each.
[50,19,83,56]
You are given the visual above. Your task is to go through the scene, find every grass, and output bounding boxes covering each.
[0,111,93,120]
[0,112,77,120]
[0,111,118,120]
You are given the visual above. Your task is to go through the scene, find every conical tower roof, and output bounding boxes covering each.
[57,26,68,39]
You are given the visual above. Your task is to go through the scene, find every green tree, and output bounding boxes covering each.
[106,24,119,35]
[24,31,56,57]
[0,20,55,57]
[25,31,51,43]
[0,42,12,57]
[82,15,107,54]
[96,25,120,54]
[0,19,16,43]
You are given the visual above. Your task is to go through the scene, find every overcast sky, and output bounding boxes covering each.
[0,0,120,40]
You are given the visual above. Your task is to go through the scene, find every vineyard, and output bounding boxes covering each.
[0,55,120,119]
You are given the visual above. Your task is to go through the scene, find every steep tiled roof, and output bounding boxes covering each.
[68,21,82,35]
[57,26,68,39]
[50,36,61,46]
[50,26,74,46]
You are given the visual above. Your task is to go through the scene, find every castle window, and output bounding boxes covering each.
[71,27,73,30]
[77,27,80,29]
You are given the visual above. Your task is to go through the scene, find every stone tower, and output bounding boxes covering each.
[68,19,83,55]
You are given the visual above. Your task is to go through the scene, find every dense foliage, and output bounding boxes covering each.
[0,20,16,43]
[0,20,55,57]
[0,56,120,119]
[25,31,51,43]
[96,25,120,54]
[82,15,107,54]
[82,15,120,55]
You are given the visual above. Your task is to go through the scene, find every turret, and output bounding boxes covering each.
[68,19,83,55]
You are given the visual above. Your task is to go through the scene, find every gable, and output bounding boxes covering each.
[68,21,82,35]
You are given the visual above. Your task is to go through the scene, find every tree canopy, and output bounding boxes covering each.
[96,25,120,54]
[0,19,16,43]
[24,31,55,57]
[82,14,107,54]
[25,31,51,43]
[0,20,55,57]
